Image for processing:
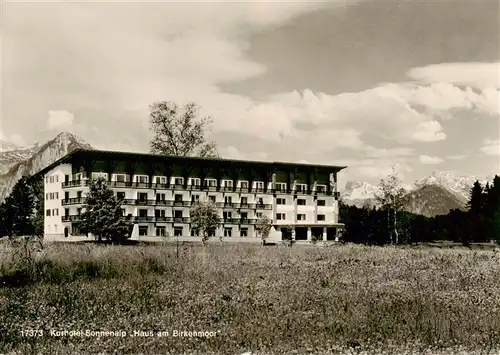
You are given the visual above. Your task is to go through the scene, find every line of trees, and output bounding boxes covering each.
[340,174,500,245]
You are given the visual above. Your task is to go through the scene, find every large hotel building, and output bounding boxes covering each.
[39,149,346,243]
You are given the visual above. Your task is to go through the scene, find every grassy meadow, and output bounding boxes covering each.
[1,242,500,354]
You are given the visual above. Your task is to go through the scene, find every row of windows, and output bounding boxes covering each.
[132,209,266,219]
[46,175,59,184]
[46,192,59,200]
[46,209,59,217]
[72,173,331,191]
[276,213,326,221]
[277,198,327,206]
[140,226,249,237]
[130,192,265,205]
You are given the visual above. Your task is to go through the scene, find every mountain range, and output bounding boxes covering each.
[0,132,494,217]
[0,132,93,202]
[340,172,494,217]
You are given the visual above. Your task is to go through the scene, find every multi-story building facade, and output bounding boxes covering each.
[38,149,346,243]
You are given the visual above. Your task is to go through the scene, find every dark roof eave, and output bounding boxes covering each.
[31,148,347,179]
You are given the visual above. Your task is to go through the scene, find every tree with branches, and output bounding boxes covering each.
[375,166,407,245]
[255,215,272,245]
[149,101,219,158]
[79,178,132,242]
[190,200,221,245]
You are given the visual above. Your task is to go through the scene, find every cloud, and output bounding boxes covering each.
[407,62,500,89]
[480,139,500,156]
[46,110,74,130]
[412,121,446,142]
[447,154,467,160]
[419,155,444,165]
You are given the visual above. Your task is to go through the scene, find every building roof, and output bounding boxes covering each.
[33,148,347,178]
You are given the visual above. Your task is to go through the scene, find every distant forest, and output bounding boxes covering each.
[340,175,500,245]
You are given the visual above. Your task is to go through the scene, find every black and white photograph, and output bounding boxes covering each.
[1,0,499,354]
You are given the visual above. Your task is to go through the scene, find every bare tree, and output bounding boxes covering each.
[255,215,272,245]
[190,200,221,245]
[149,101,219,158]
[375,166,407,245]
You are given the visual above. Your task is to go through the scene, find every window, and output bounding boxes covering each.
[189,178,201,186]
[191,229,199,237]
[77,191,82,199]
[191,194,200,203]
[223,211,232,220]
[155,209,166,218]
[138,193,148,202]
[239,181,249,189]
[222,180,233,188]
[277,198,286,205]
[276,213,286,220]
[241,197,248,205]
[276,183,287,192]
[45,176,49,183]
[209,195,216,203]
[224,196,232,205]
[64,208,69,216]
[50,176,54,183]
[317,214,325,221]
[154,176,167,184]
[55,192,59,200]
[137,175,148,184]
[156,227,166,237]
[65,192,69,200]
[45,193,49,200]
[77,208,82,215]
[54,209,59,217]
[75,173,83,181]
[240,228,248,237]
[297,199,306,206]
[139,209,148,217]
[208,229,216,237]
[46,209,51,217]
[115,174,126,182]
[116,192,125,200]
[174,227,183,237]
[92,172,108,180]
[204,179,217,187]
[297,214,306,221]
[224,228,232,237]
[174,177,184,186]
[174,210,183,218]
[316,184,326,193]
[257,197,264,206]
[296,183,307,193]
[156,193,166,201]
[254,181,264,190]
[174,194,183,202]
[138,226,148,236]
[256,212,263,218]
[240,212,248,220]
[55,175,59,183]
[317,199,326,206]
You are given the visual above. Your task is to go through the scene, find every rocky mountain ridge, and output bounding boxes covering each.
[340,171,494,217]
[0,132,94,202]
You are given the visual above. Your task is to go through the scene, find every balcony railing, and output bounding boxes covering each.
[61,197,85,205]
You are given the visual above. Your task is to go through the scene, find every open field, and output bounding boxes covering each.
[1,242,500,354]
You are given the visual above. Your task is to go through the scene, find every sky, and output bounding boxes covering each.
[1,0,499,186]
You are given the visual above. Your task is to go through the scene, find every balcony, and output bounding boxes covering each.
[62,180,89,188]
[135,199,157,206]
[173,217,190,223]
[173,201,191,207]
[61,215,82,222]
[61,197,85,205]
